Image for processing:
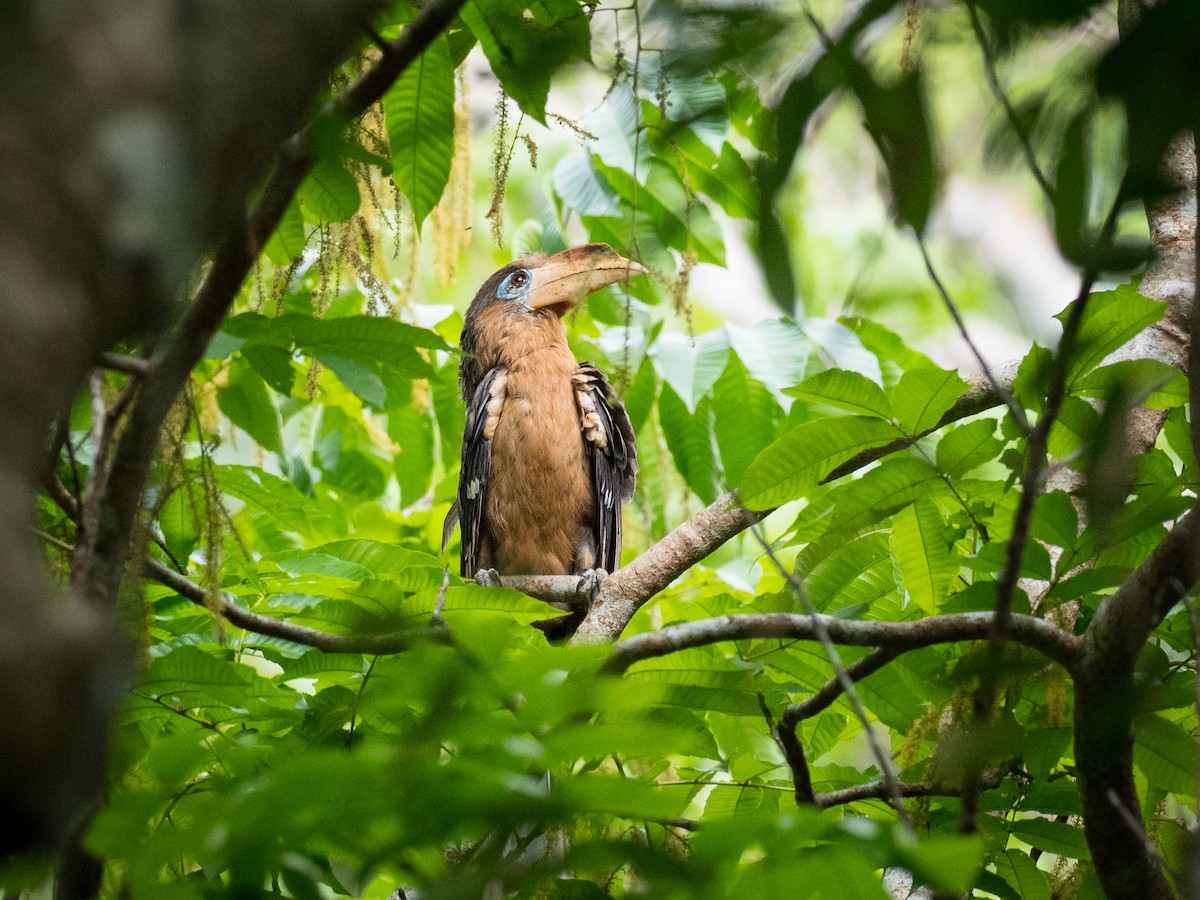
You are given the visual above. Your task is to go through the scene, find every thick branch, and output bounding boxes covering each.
[604,611,1081,674]
[1073,509,1198,900]
[81,0,469,613]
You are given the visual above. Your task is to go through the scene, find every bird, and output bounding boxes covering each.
[444,243,644,636]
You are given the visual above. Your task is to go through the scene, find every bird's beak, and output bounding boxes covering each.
[525,243,647,312]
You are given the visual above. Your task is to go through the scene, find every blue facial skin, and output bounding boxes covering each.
[497,269,533,308]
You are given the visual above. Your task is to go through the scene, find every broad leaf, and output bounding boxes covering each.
[738,416,903,510]
[384,35,455,227]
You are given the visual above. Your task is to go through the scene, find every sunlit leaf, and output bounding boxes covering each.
[738,416,903,510]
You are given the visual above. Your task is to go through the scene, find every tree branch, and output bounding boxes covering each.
[816,765,1014,809]
[144,558,446,654]
[603,611,1081,674]
[783,647,902,725]
[759,693,815,805]
[1073,506,1199,900]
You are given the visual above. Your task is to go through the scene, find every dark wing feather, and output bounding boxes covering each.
[457,366,507,577]
[576,362,638,573]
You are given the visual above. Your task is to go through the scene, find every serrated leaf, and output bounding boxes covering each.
[891,498,954,614]
[384,35,454,227]
[738,416,903,510]
[786,368,892,419]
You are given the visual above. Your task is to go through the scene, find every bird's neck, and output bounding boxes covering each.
[477,310,572,372]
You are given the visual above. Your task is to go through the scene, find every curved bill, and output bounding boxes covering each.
[525,243,647,311]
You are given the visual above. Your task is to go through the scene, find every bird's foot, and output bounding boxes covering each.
[473,567,502,588]
[576,567,608,604]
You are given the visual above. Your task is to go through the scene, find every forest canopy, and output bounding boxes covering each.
[2,1,1199,899]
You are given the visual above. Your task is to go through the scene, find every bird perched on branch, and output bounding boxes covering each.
[444,243,643,634]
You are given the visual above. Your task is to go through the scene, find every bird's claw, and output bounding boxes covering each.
[576,567,608,603]
[473,567,502,588]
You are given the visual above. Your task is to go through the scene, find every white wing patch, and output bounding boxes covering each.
[573,371,609,450]
[483,371,508,441]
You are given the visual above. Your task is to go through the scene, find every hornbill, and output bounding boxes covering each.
[445,243,644,634]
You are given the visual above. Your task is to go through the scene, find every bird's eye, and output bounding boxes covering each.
[510,271,529,288]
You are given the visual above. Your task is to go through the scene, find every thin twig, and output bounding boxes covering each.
[99,352,155,377]
[965,0,1055,202]
[785,647,902,723]
[31,527,75,555]
[433,564,450,624]
[817,765,1015,808]
[917,235,1030,432]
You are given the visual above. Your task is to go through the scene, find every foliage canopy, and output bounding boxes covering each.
[10,1,1200,899]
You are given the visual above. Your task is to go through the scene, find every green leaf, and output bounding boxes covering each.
[462,0,591,123]
[992,849,1051,900]
[791,457,944,543]
[384,35,455,227]
[738,416,903,510]
[659,386,719,505]
[786,369,892,419]
[713,354,783,484]
[654,329,730,412]
[935,419,1002,479]
[727,319,812,394]
[668,131,756,218]
[298,155,360,223]
[596,157,726,265]
[552,153,620,217]
[890,367,968,435]
[857,67,939,233]
[242,345,297,397]
[1008,818,1090,860]
[798,319,883,383]
[891,498,954,614]
[1135,713,1197,796]
[804,532,896,613]
[1031,491,1079,553]
[214,464,328,538]
[263,199,306,264]
[1061,284,1165,384]
[1077,358,1188,410]
[225,313,446,405]
[218,360,284,455]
